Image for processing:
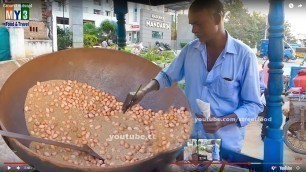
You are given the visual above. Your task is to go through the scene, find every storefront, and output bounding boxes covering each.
[126,24,140,43]
[139,9,171,47]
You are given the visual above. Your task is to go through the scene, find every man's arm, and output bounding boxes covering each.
[154,47,188,89]
[233,52,264,127]
[218,113,238,127]
[122,45,188,112]
[122,79,159,112]
[141,79,160,94]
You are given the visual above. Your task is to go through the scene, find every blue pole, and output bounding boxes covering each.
[113,0,127,50]
[264,0,284,170]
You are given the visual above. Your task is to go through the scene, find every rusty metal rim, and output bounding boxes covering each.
[0,48,193,171]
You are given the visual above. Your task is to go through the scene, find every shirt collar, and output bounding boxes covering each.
[193,31,237,55]
[193,40,205,52]
[225,32,237,54]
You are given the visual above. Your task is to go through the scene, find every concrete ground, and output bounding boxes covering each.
[1,57,306,171]
[0,60,29,167]
[242,119,306,171]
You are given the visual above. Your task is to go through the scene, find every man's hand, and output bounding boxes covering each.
[195,113,238,134]
[195,114,223,133]
[121,79,160,113]
[122,90,145,113]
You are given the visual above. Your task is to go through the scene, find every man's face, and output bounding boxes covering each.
[188,9,219,43]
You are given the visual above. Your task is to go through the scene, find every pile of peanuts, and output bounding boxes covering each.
[24,80,193,167]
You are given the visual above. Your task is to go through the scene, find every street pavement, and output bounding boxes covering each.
[257,57,305,76]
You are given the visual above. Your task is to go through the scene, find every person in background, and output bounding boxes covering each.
[122,0,263,153]
[101,40,108,48]
[259,60,268,140]
[261,60,269,89]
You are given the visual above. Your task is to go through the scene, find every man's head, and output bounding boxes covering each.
[188,0,225,43]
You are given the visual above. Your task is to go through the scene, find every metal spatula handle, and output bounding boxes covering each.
[0,130,104,160]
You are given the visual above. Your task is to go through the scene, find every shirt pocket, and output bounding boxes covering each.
[212,76,238,100]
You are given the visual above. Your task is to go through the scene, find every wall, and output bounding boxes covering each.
[9,27,25,60]
[24,21,48,39]
[140,9,171,47]
[24,39,52,58]
[176,14,194,49]
[52,0,116,27]
[126,2,164,27]
[52,0,117,51]
[69,0,83,48]
[8,28,52,59]
[125,2,166,44]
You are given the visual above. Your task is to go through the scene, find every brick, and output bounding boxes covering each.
[24,21,48,40]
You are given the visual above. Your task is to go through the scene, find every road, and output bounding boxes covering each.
[257,57,305,76]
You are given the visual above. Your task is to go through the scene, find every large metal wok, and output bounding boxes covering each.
[0,48,191,172]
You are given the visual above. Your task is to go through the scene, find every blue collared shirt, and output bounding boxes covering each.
[155,33,264,152]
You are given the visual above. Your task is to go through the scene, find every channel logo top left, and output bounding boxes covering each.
[4,3,31,20]
[2,2,32,27]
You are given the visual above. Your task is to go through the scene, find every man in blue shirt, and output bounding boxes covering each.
[122,0,263,152]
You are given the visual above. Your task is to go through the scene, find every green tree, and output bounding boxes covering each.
[223,0,249,40]
[246,12,266,47]
[82,23,99,47]
[83,22,98,35]
[98,20,116,42]
[224,0,296,47]
[57,26,72,50]
[84,34,99,48]
[284,21,297,44]
[223,0,266,47]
